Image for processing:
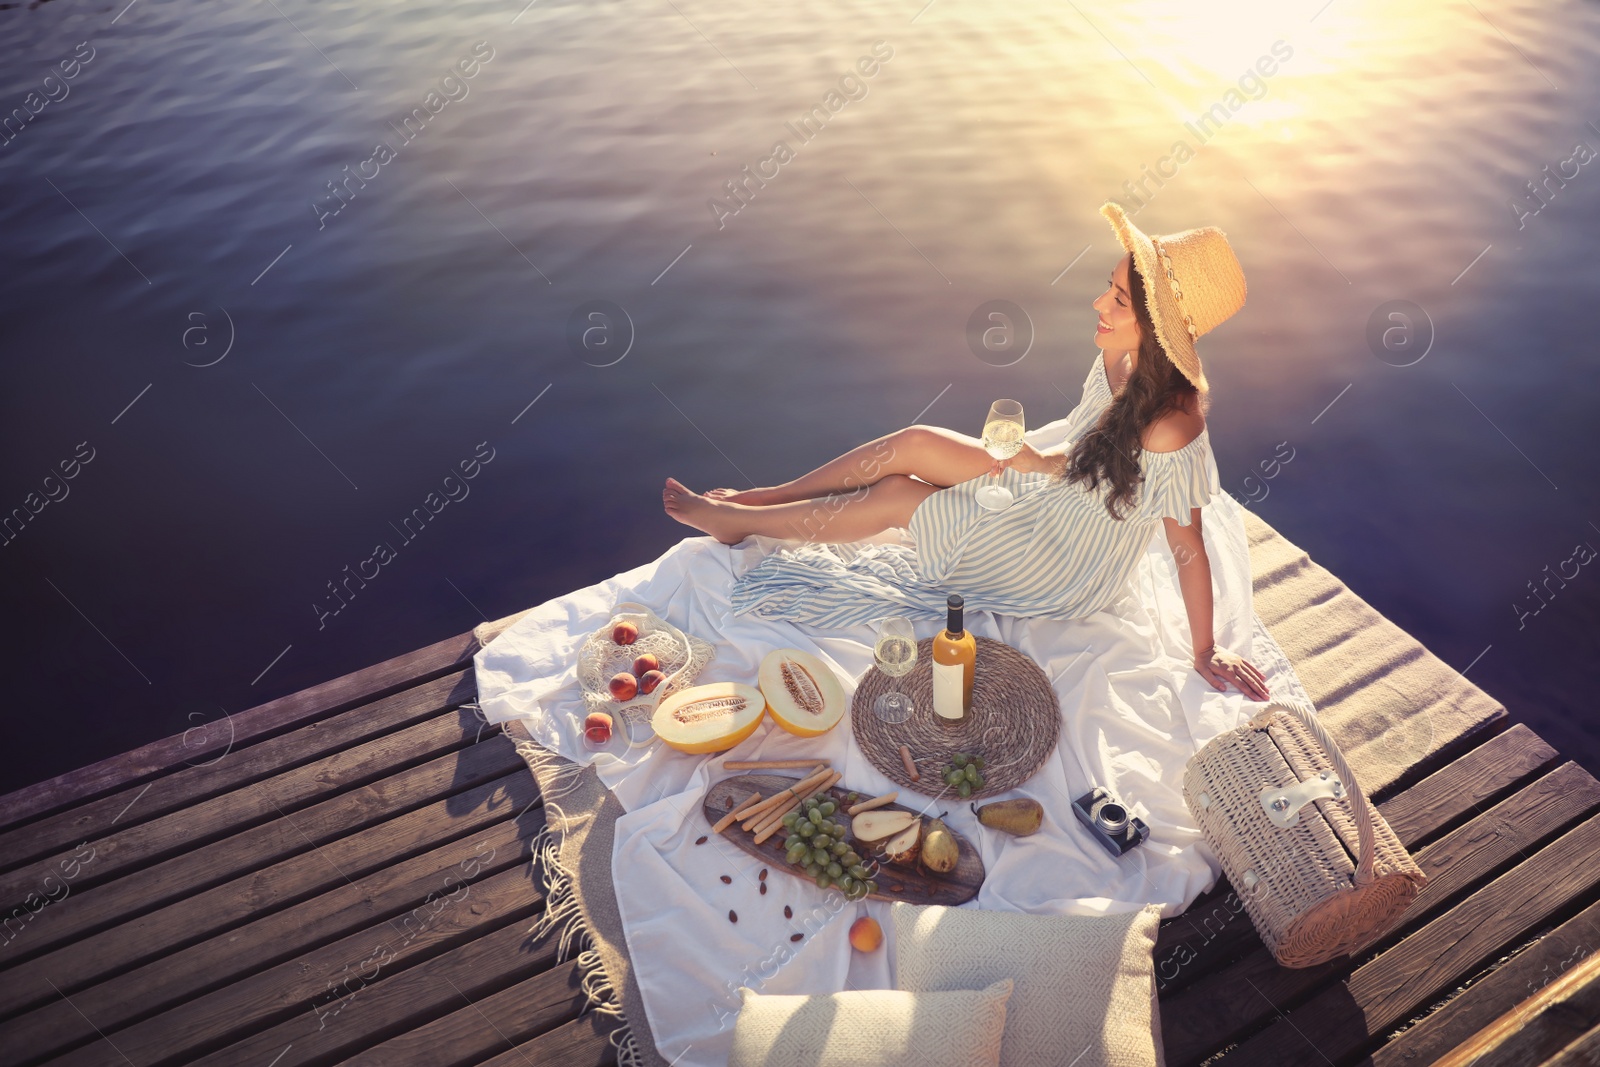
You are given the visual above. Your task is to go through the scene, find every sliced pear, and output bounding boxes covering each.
[881,819,923,865]
[852,809,916,845]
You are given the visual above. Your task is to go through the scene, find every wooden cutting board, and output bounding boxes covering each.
[701,773,985,905]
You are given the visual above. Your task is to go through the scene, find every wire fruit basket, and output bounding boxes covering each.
[575,602,713,750]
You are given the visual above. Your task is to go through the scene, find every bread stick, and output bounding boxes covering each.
[847,791,898,816]
[711,791,763,834]
[725,759,828,771]
[751,766,839,837]
[899,745,919,781]
[757,771,843,843]
[739,765,829,826]
[752,800,798,841]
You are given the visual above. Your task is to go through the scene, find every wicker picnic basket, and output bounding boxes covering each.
[1182,696,1427,968]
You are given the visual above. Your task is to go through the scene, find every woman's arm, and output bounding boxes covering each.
[1163,513,1270,700]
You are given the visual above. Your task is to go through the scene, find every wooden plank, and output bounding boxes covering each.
[0,735,523,979]
[1545,1024,1600,1066]
[0,707,487,911]
[1404,762,1600,922]
[1213,812,1600,1066]
[0,762,530,1018]
[1161,761,1600,1065]
[1424,948,1600,1067]
[1359,897,1600,1067]
[334,961,590,1067]
[479,1013,621,1067]
[0,669,477,876]
[1374,724,1558,845]
[0,811,541,1064]
[170,902,561,1067]
[1154,724,1560,995]
[0,624,490,834]
[41,864,549,1067]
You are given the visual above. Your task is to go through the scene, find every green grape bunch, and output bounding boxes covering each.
[940,753,986,798]
[781,793,880,899]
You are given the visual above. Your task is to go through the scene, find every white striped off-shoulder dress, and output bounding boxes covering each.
[728,351,1222,628]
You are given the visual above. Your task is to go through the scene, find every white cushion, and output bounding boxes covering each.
[727,978,1014,1067]
[892,902,1164,1067]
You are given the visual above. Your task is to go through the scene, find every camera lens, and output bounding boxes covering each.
[1096,802,1128,835]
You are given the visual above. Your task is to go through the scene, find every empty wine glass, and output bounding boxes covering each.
[872,616,917,723]
[975,399,1025,511]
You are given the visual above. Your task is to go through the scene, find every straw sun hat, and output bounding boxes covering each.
[1100,201,1248,394]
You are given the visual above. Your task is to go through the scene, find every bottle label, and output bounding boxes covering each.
[932,659,965,720]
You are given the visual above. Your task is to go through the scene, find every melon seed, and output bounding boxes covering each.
[729,910,738,923]
[695,835,708,845]
[720,875,732,884]
[780,660,827,716]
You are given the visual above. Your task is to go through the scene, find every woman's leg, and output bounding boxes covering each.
[707,425,994,505]
[664,474,941,546]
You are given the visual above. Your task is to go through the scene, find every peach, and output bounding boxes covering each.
[637,669,666,695]
[848,916,882,953]
[584,712,613,744]
[609,672,638,701]
[632,653,660,676]
[612,621,640,645]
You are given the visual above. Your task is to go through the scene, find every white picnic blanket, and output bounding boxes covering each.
[475,420,1313,1067]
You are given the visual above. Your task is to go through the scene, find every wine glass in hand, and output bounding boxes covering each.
[872,616,918,723]
[975,400,1025,511]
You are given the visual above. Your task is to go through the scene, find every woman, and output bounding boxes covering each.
[663,202,1269,700]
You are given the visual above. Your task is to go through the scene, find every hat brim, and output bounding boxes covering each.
[1099,202,1208,393]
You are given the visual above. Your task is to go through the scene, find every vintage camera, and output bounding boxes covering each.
[1072,787,1150,858]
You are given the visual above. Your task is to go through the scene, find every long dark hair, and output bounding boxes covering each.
[1057,259,1208,521]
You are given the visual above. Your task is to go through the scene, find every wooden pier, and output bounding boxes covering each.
[3,612,1599,1065]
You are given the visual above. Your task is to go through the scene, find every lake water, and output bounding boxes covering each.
[1,0,1596,794]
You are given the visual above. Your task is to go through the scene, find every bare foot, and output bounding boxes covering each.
[706,486,781,505]
[663,478,752,545]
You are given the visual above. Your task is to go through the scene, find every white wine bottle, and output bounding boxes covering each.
[931,594,976,721]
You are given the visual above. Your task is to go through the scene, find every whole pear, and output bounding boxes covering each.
[972,798,1044,836]
[921,815,961,873]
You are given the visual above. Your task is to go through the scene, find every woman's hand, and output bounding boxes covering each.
[1193,644,1270,701]
[989,443,1061,478]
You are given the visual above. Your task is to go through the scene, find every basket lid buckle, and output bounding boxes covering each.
[1260,770,1345,828]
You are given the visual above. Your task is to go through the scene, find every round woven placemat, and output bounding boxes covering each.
[851,636,1060,799]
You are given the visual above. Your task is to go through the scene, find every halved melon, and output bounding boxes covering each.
[759,649,847,738]
[652,682,766,754]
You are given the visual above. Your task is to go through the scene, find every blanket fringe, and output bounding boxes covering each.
[517,750,648,1066]
[513,737,589,805]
